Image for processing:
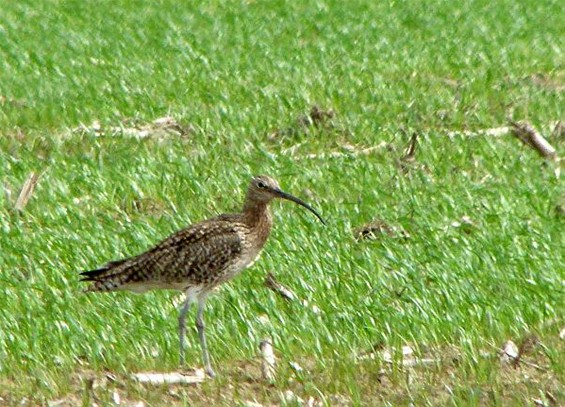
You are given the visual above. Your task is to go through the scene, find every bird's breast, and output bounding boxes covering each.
[213,213,272,285]
[232,247,262,271]
[217,245,263,284]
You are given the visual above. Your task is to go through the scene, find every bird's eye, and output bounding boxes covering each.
[257,181,266,189]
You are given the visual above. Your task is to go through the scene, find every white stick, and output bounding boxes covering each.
[446,126,510,138]
[260,339,276,382]
[133,371,205,385]
[299,142,388,159]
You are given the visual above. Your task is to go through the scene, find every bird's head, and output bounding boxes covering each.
[246,175,326,224]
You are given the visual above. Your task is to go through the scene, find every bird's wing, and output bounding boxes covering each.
[80,218,246,292]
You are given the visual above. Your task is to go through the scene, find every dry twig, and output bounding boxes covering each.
[509,120,557,159]
[354,220,394,240]
[354,219,409,241]
[265,272,297,301]
[297,105,335,127]
[15,172,42,212]
[512,334,540,368]
[264,273,321,314]
[498,339,547,371]
[268,105,336,142]
[358,344,441,367]
[552,121,565,140]
[74,116,192,139]
[402,132,418,161]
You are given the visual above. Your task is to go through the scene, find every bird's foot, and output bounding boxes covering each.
[204,365,216,378]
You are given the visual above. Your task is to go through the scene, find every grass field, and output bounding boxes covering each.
[1,0,564,405]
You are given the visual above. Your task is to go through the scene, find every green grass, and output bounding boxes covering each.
[1,0,564,405]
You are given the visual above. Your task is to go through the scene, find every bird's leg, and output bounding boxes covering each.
[196,298,216,377]
[178,294,192,366]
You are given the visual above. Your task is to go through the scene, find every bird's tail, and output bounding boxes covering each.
[80,259,131,292]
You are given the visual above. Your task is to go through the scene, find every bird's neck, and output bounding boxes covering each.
[242,200,273,242]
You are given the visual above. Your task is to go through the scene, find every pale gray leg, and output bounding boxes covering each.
[178,295,192,366]
[196,297,216,377]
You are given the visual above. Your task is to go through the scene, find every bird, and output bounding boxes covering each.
[80,175,325,377]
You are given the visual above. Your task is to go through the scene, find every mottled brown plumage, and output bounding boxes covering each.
[81,175,325,377]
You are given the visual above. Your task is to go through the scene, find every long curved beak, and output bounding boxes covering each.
[274,189,327,225]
